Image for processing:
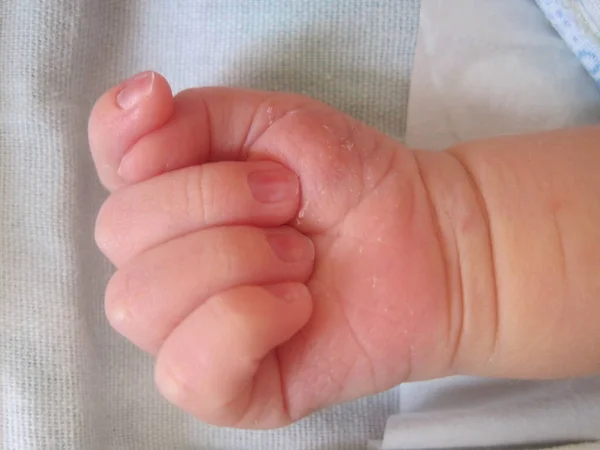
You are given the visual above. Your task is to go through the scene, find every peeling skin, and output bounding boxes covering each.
[297,200,310,219]
[295,200,311,226]
[343,139,355,152]
[370,275,380,289]
[266,105,275,125]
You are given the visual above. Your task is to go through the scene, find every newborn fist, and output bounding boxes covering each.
[88,72,454,427]
[90,72,600,428]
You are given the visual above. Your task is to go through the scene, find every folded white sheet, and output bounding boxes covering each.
[406,0,600,151]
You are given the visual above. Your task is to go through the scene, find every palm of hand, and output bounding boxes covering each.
[249,106,451,420]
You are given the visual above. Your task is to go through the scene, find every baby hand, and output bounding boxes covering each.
[89,72,600,428]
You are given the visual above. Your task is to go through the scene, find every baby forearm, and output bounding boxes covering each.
[416,127,600,378]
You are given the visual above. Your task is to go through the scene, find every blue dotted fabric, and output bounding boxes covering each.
[538,0,600,86]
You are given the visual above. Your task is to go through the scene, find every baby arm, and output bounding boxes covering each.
[418,127,600,378]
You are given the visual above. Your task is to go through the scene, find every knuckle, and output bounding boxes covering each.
[94,197,120,260]
[94,192,134,265]
[104,269,132,328]
[155,360,192,409]
[179,167,210,225]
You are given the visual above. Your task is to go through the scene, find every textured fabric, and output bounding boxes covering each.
[537,0,600,86]
[0,1,419,449]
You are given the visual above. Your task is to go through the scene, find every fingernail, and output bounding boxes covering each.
[116,72,155,110]
[264,283,310,303]
[247,168,299,203]
[267,229,315,263]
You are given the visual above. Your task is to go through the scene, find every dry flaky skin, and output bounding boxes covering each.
[90,72,600,429]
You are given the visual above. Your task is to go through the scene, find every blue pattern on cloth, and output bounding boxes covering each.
[537,0,600,86]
